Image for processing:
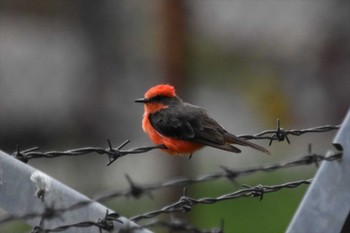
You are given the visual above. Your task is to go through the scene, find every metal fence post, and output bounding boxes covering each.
[0,150,152,233]
[286,109,350,233]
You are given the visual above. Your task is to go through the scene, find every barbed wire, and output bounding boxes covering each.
[0,150,341,232]
[30,210,120,233]
[30,215,223,233]
[130,178,313,222]
[10,139,166,166]
[0,178,314,233]
[10,123,340,166]
[1,123,341,232]
[93,151,341,202]
[0,200,108,226]
[238,120,340,145]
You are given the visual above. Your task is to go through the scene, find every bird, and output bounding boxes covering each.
[135,84,270,156]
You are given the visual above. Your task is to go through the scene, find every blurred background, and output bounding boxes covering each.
[0,0,349,232]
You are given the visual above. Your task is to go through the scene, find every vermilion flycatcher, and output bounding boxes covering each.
[135,84,270,155]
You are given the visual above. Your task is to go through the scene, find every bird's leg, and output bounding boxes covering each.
[189,153,193,160]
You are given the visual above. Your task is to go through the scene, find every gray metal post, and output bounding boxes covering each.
[0,150,152,233]
[286,109,350,233]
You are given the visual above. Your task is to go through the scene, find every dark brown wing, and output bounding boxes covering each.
[149,103,242,153]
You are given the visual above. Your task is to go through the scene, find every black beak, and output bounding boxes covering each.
[134,98,149,103]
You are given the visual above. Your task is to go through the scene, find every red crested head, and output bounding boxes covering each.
[145,84,176,99]
[135,84,178,114]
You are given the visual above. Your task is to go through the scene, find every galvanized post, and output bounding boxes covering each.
[286,109,350,233]
[0,150,152,233]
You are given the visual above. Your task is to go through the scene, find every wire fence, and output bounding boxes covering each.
[1,122,342,233]
[11,121,340,166]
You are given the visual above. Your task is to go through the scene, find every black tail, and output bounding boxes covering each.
[224,133,270,154]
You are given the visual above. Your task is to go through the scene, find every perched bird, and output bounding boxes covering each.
[135,84,270,156]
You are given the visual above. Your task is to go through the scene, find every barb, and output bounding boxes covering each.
[30,211,120,233]
[130,179,312,222]
[238,121,340,145]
